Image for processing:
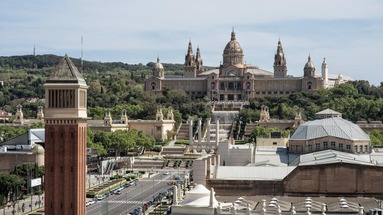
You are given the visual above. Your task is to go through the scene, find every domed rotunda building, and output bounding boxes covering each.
[289,109,371,154]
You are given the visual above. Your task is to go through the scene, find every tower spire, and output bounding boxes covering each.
[195,45,204,75]
[184,40,197,78]
[273,39,287,78]
[231,28,236,41]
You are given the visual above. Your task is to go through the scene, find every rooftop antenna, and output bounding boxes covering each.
[33,45,36,56]
[80,36,83,73]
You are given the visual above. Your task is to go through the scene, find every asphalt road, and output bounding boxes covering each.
[86,170,185,215]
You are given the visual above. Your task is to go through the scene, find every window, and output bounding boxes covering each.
[219,95,224,101]
[354,145,358,152]
[316,143,321,150]
[237,82,242,90]
[220,83,225,90]
[228,82,234,90]
[346,145,351,151]
[307,82,312,90]
[364,145,368,152]
[359,145,363,152]
[331,142,335,149]
[338,143,343,151]
[323,141,328,149]
[273,142,277,146]
[308,145,313,152]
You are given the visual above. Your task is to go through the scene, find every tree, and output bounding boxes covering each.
[370,130,383,146]
[0,174,25,203]
[109,130,135,156]
[250,126,270,141]
[137,130,155,151]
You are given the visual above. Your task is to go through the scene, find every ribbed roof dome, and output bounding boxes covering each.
[290,117,370,141]
[223,30,243,55]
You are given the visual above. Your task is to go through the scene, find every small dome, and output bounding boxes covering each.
[32,144,45,154]
[154,57,164,70]
[304,55,315,69]
[223,30,243,55]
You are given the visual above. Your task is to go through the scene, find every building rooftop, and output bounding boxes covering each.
[46,55,86,84]
[215,166,296,180]
[294,149,376,166]
[290,117,370,141]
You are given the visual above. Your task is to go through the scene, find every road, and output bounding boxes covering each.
[86,170,187,215]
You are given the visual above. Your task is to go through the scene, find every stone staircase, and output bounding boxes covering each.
[133,160,165,169]
[161,146,186,155]
[176,123,190,140]
[244,123,256,137]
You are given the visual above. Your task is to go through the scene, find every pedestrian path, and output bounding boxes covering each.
[2,194,44,215]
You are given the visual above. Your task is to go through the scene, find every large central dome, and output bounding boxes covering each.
[222,30,244,67]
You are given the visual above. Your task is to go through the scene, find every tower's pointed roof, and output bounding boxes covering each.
[47,54,86,84]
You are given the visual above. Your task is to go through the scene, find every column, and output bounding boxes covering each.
[216,119,220,146]
[206,118,211,144]
[198,118,202,146]
[189,119,193,145]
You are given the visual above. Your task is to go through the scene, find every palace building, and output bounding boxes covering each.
[144,30,350,100]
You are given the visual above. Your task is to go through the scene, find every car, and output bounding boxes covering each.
[88,200,96,205]
[115,190,122,195]
[96,196,104,201]
[163,172,170,175]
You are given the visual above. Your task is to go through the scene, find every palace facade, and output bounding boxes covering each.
[144,30,350,100]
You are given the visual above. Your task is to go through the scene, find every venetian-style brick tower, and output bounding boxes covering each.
[44,55,88,215]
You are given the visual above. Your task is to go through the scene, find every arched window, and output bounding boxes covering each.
[220,83,225,90]
[151,82,156,90]
[307,82,312,90]
[246,82,251,90]
[211,82,215,90]
[228,82,234,90]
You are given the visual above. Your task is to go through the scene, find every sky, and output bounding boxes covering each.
[1,0,383,85]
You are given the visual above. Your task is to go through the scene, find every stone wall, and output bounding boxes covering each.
[206,179,284,196]
[283,163,383,197]
[206,163,383,198]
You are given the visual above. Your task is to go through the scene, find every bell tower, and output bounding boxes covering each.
[184,40,197,78]
[273,40,287,78]
[195,47,204,75]
[44,55,88,215]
